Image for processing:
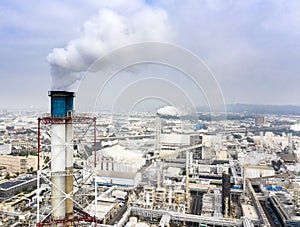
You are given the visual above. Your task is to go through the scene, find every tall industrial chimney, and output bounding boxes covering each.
[49,91,75,222]
[289,129,293,153]
[222,170,231,217]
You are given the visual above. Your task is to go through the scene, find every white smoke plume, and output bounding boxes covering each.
[291,124,300,131]
[157,106,190,117]
[47,3,171,90]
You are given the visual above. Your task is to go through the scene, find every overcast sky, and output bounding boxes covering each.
[1,0,300,111]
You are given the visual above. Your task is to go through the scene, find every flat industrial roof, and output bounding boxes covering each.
[0,178,35,190]
[244,164,274,170]
[241,204,259,219]
[85,201,115,219]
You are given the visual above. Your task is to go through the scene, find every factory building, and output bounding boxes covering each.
[95,144,145,187]
[85,197,119,224]
[159,134,202,159]
[11,141,36,153]
[267,190,300,226]
[0,155,37,174]
[97,145,145,173]
[0,177,36,198]
[95,171,141,187]
[243,165,275,179]
[137,183,188,213]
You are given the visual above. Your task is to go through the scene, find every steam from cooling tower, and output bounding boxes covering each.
[288,124,299,153]
[157,106,190,117]
[47,4,171,90]
[291,124,300,131]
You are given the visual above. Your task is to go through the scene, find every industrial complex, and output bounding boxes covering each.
[2,0,300,226]
[1,91,300,227]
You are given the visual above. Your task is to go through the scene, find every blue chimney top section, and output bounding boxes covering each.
[48,91,75,118]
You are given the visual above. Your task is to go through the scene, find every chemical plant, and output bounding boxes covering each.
[1,90,300,227]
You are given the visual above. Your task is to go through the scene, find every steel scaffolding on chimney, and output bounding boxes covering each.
[36,91,98,226]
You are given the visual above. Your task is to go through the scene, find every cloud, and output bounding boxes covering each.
[1,0,300,109]
[47,2,171,90]
[152,0,300,105]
